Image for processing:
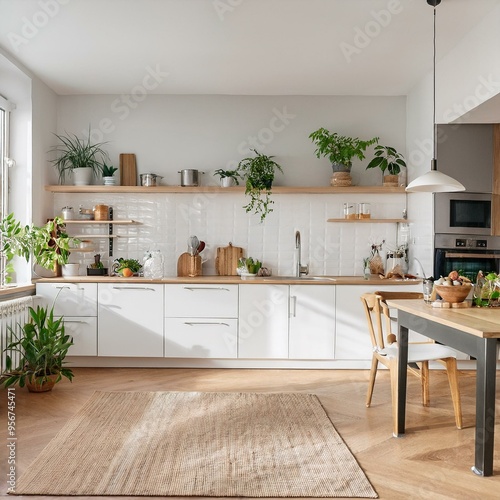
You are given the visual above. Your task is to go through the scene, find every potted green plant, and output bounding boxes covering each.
[1,304,74,392]
[102,163,118,186]
[237,150,284,222]
[0,213,77,280]
[213,169,241,187]
[309,128,378,186]
[365,145,407,187]
[49,127,109,185]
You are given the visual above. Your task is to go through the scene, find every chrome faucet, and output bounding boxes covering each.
[295,230,309,277]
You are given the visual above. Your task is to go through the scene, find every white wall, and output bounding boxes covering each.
[55,94,406,189]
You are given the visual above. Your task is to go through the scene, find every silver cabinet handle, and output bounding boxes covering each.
[290,295,297,317]
[184,322,230,327]
[55,286,71,289]
[183,287,231,292]
[63,320,88,324]
[112,286,156,291]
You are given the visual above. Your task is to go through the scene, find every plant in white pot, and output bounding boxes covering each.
[365,145,407,187]
[213,169,241,187]
[50,128,109,185]
[102,163,118,186]
[309,128,378,186]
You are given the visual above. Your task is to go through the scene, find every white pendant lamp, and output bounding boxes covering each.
[406,0,465,193]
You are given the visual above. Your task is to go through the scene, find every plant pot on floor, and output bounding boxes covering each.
[26,374,59,393]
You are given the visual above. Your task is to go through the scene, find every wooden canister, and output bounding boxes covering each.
[177,253,202,277]
[94,205,109,221]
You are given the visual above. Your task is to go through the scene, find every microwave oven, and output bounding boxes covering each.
[434,192,492,236]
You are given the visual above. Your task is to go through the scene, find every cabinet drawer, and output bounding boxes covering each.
[165,318,237,358]
[36,283,97,316]
[63,316,97,356]
[165,284,238,318]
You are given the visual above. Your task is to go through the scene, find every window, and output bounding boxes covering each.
[0,95,15,286]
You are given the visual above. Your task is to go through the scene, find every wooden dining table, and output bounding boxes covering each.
[386,299,500,477]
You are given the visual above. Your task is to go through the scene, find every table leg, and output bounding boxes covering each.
[472,338,497,477]
[395,324,409,437]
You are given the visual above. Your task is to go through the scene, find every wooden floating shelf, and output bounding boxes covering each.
[327,218,408,223]
[45,185,406,194]
[62,219,138,224]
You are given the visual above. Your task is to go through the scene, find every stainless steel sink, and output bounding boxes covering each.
[262,276,336,281]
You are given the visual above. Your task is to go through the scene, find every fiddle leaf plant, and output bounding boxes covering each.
[237,150,284,222]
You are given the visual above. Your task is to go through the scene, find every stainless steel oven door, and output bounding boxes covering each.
[435,192,492,235]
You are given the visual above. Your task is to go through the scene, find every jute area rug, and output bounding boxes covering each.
[13,391,377,498]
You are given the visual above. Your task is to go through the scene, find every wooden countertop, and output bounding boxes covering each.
[386,299,500,339]
[34,275,421,286]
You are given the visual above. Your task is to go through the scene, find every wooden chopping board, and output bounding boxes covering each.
[215,243,244,276]
[120,153,137,186]
[177,252,202,277]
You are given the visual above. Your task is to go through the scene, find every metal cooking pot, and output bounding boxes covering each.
[140,173,163,187]
[178,169,204,187]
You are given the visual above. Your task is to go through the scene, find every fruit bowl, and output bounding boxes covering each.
[434,284,472,303]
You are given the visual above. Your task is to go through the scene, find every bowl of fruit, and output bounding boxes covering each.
[434,271,472,303]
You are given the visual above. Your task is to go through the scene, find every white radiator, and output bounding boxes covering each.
[0,296,35,374]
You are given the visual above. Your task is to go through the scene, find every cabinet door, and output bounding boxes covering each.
[289,285,335,360]
[63,317,97,356]
[98,284,164,357]
[165,284,238,318]
[36,283,97,316]
[335,284,421,360]
[165,318,237,358]
[238,284,288,359]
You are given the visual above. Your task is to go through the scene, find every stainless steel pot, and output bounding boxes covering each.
[140,173,163,187]
[178,169,204,187]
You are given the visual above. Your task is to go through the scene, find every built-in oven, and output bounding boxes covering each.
[434,192,492,236]
[434,234,500,282]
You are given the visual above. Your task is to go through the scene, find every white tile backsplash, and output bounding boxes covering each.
[54,191,406,277]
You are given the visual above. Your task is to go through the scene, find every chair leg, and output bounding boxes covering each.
[389,360,399,437]
[366,356,378,407]
[444,357,463,430]
[420,361,430,407]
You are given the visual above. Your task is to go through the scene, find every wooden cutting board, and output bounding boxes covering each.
[177,253,202,277]
[215,243,244,276]
[120,153,137,186]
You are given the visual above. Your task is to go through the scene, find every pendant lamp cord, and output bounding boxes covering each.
[432,4,437,168]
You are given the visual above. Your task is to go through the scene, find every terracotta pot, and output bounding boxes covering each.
[26,374,58,393]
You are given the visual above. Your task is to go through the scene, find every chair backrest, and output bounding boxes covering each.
[360,293,387,351]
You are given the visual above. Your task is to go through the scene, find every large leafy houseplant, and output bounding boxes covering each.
[0,213,77,281]
[0,304,74,391]
[49,128,109,183]
[237,150,284,222]
[309,128,378,170]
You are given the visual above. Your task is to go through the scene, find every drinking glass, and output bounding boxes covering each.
[423,279,433,304]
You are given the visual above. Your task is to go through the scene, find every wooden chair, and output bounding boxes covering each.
[360,291,462,434]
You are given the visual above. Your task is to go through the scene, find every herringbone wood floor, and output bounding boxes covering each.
[1,368,499,499]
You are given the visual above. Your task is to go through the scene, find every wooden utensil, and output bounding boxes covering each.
[215,243,243,276]
[119,153,137,186]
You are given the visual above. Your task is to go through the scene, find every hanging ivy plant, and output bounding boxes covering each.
[237,150,284,222]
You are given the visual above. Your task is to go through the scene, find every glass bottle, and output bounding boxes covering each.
[143,250,164,279]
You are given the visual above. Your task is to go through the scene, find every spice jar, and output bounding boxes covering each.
[343,202,356,220]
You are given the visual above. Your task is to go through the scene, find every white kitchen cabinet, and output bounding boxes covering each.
[289,285,335,360]
[36,283,98,356]
[164,284,238,318]
[335,283,421,360]
[164,284,238,358]
[164,318,238,358]
[98,283,164,357]
[238,284,289,359]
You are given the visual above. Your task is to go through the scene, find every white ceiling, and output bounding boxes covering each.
[0,0,498,96]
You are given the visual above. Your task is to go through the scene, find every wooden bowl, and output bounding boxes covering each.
[434,284,472,303]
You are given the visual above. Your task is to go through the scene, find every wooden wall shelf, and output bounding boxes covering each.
[45,185,406,194]
[327,218,408,223]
